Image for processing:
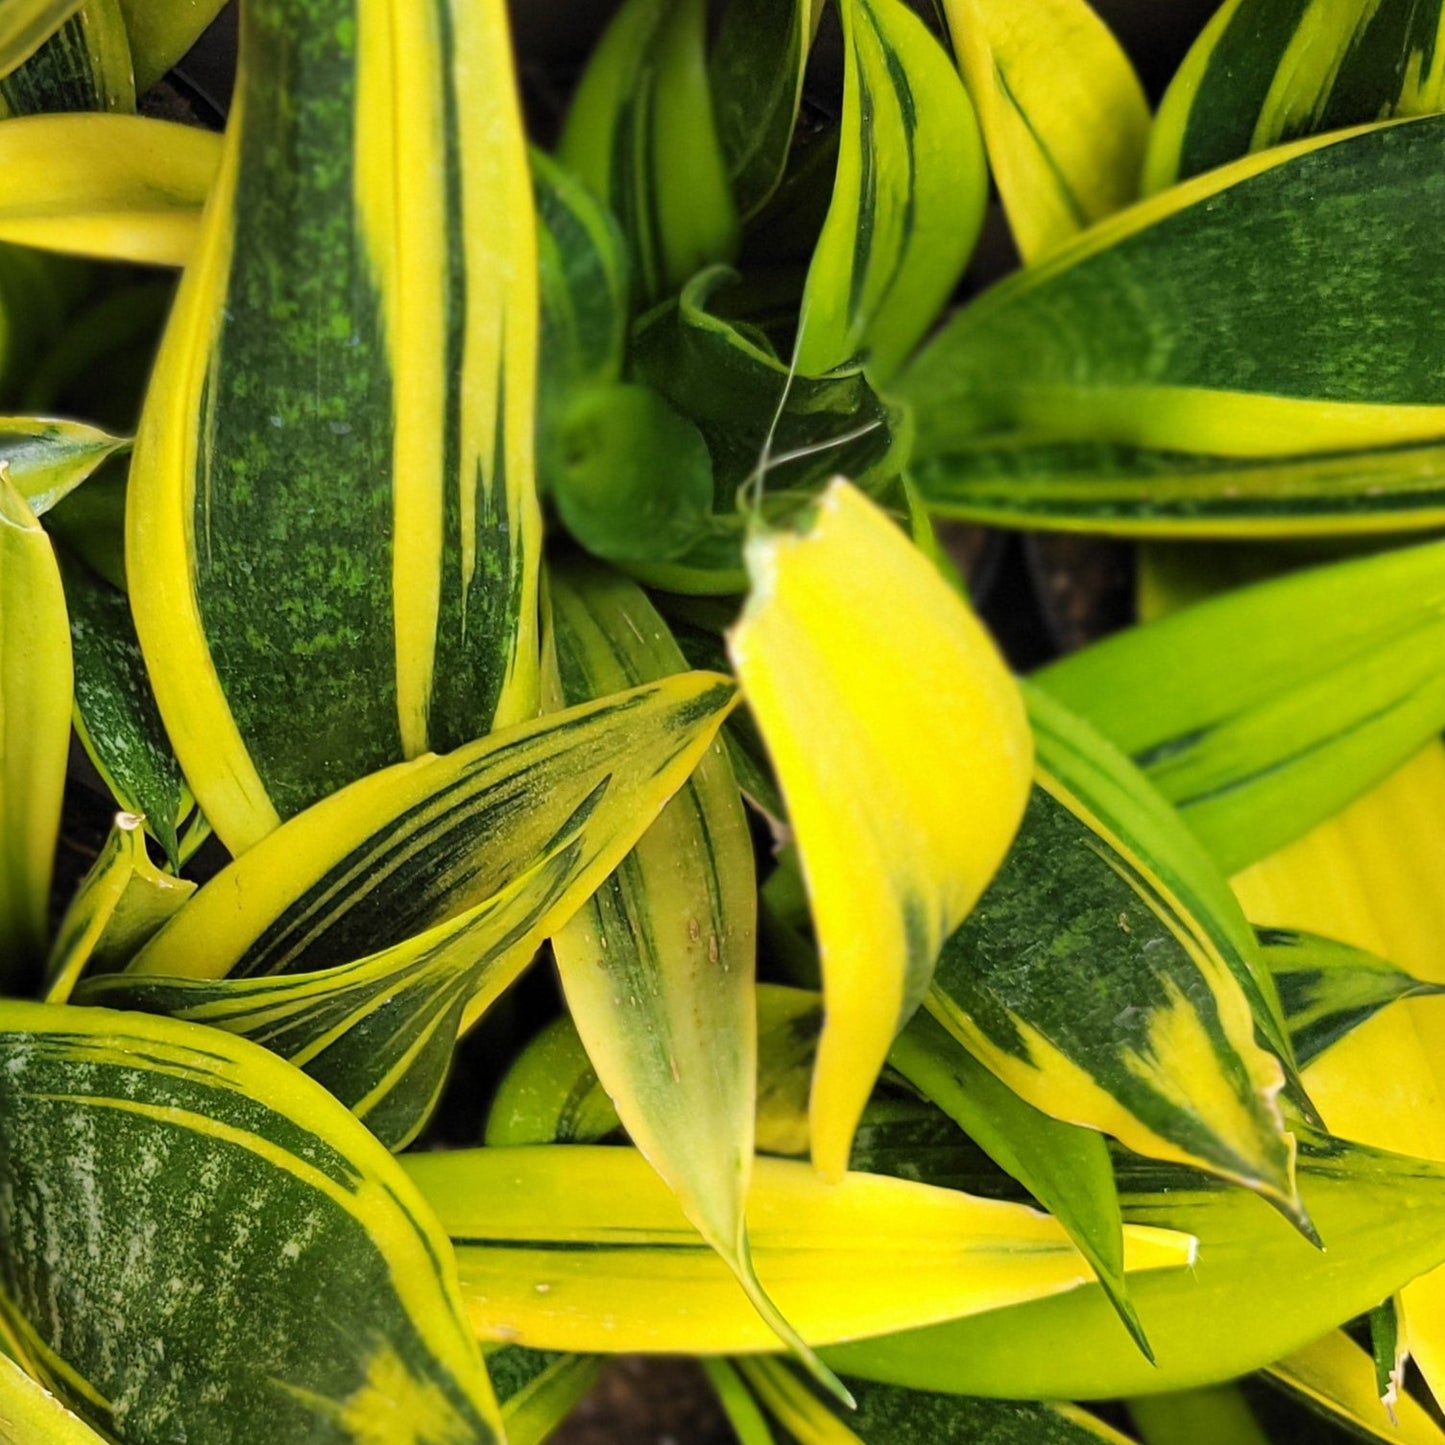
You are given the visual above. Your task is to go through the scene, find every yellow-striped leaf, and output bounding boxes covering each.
[43,814,192,1003]
[929,686,1307,1221]
[0,0,81,79]
[1269,1330,1445,1445]
[728,478,1032,1181]
[0,0,134,117]
[128,0,541,855]
[0,113,214,265]
[795,0,986,383]
[404,1144,1193,1355]
[0,469,70,986]
[1038,536,1445,873]
[902,116,1445,534]
[488,1348,603,1445]
[1147,0,1445,192]
[939,0,1148,261]
[115,0,228,93]
[0,416,126,515]
[0,1351,107,1445]
[559,0,738,304]
[547,562,843,1397]
[80,674,737,1149]
[0,1001,502,1443]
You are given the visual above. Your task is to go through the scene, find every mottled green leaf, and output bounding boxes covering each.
[0,0,81,80]
[487,1348,602,1445]
[0,0,133,117]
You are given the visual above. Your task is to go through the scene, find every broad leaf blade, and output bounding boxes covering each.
[939,0,1148,261]
[559,0,737,303]
[128,0,541,854]
[0,0,134,117]
[729,479,1032,1180]
[903,117,1445,533]
[0,1001,502,1443]
[0,470,70,984]
[0,416,127,515]
[405,1145,1192,1354]
[0,113,214,264]
[795,0,986,382]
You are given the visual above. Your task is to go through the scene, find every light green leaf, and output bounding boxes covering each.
[0,0,134,117]
[128,0,541,855]
[43,815,192,1004]
[115,0,227,93]
[903,116,1445,534]
[1038,537,1445,873]
[0,416,126,515]
[0,113,215,265]
[0,1351,108,1444]
[406,1144,1193,1355]
[1147,0,1445,192]
[889,1010,1147,1357]
[939,0,1148,260]
[487,1348,603,1445]
[0,469,70,986]
[1129,1387,1268,1445]
[559,0,738,303]
[0,0,81,80]
[795,0,986,382]
[828,1131,1445,1399]
[0,1000,503,1443]
[485,1013,622,1147]
[929,685,1310,1224]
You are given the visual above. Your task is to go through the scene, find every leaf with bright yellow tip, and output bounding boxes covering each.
[938,0,1149,261]
[404,1145,1194,1355]
[0,114,215,265]
[728,478,1033,1181]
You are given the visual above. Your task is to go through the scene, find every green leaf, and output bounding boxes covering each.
[128,0,542,855]
[43,814,192,1004]
[827,1131,1445,1399]
[929,685,1310,1224]
[0,0,134,117]
[1147,0,1445,192]
[485,1014,623,1147]
[559,0,738,303]
[1038,537,1445,873]
[0,0,81,79]
[737,1357,1136,1444]
[902,116,1445,534]
[0,113,214,265]
[889,1010,1147,1358]
[488,1348,603,1445]
[0,1000,503,1443]
[710,0,819,220]
[0,416,127,515]
[405,1143,1193,1355]
[79,675,738,1149]
[795,0,986,382]
[938,0,1148,261]
[547,562,844,1399]
[115,0,227,93]
[1129,1387,1269,1445]
[0,469,70,985]
[0,1351,108,1444]
[60,549,190,867]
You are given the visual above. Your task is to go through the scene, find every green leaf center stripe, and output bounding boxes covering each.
[992,58,1088,231]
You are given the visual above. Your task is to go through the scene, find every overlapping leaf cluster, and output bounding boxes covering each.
[2,0,1445,1441]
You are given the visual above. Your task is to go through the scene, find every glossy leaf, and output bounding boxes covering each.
[82,676,737,1149]
[128,0,541,855]
[0,470,70,984]
[939,0,1148,260]
[0,416,126,515]
[60,550,190,867]
[0,1351,108,1445]
[0,0,81,79]
[1269,1330,1445,1445]
[44,814,192,1004]
[795,0,986,382]
[1148,0,1445,191]
[559,0,737,302]
[1038,537,1445,873]
[488,1348,603,1445]
[889,1010,1146,1357]
[405,1144,1193,1355]
[0,1001,502,1443]
[729,479,1032,1180]
[0,0,134,117]
[116,0,228,93]
[711,0,818,220]
[736,1358,1135,1444]
[829,1131,1445,1399]
[0,113,215,265]
[903,117,1445,534]
[123,672,734,982]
